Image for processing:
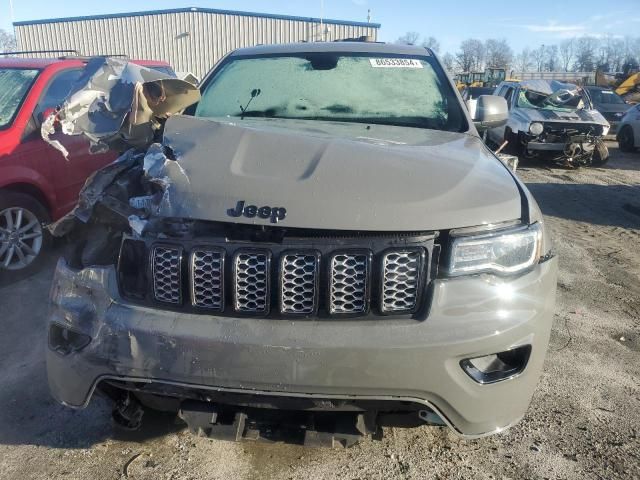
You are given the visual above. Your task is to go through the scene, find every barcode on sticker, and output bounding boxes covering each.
[369,58,423,68]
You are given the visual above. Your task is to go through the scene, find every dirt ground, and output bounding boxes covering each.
[0,143,638,480]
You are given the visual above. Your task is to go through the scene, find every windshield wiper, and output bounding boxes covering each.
[239,88,261,119]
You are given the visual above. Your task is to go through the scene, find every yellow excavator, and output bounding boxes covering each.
[595,62,640,104]
[455,67,506,91]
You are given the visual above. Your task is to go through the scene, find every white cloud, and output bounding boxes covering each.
[351,0,368,6]
[522,22,586,34]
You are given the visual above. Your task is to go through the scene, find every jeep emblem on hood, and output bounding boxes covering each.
[227,200,287,223]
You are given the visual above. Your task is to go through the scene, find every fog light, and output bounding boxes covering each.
[49,324,91,355]
[461,345,531,384]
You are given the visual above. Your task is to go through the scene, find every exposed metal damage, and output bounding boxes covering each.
[494,79,610,167]
[43,58,201,267]
[41,57,199,156]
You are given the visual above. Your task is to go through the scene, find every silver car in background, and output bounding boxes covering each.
[616,102,640,152]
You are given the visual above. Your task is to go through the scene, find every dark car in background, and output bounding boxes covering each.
[584,86,632,137]
[0,56,174,273]
[460,86,495,102]
[461,87,496,123]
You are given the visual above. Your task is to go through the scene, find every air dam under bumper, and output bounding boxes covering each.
[47,257,558,438]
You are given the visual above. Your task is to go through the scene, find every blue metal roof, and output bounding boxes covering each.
[13,6,381,29]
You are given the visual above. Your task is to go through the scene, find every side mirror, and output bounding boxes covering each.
[473,95,508,131]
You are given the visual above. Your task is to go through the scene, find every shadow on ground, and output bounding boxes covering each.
[525,182,640,229]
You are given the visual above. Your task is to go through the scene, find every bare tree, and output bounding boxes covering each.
[395,32,440,53]
[441,52,455,72]
[395,31,421,45]
[608,39,626,72]
[574,36,598,71]
[0,29,16,53]
[515,48,532,72]
[532,45,546,72]
[455,38,485,72]
[559,39,575,72]
[484,39,513,69]
[422,36,440,53]
[544,45,559,72]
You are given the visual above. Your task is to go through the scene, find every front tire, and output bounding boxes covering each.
[0,191,50,274]
[617,126,636,153]
[591,140,610,166]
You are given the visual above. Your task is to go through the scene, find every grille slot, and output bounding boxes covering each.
[329,252,370,314]
[234,250,270,313]
[151,246,182,304]
[381,250,422,313]
[191,249,224,310]
[280,252,319,314]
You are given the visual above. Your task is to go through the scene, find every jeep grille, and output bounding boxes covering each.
[126,235,432,318]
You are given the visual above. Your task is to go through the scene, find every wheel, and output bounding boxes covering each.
[591,140,610,166]
[0,191,50,273]
[617,126,636,153]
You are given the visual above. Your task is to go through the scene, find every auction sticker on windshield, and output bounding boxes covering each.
[369,58,423,68]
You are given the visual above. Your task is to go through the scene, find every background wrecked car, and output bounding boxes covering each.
[487,79,610,167]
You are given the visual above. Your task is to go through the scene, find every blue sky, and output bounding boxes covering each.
[2,0,640,54]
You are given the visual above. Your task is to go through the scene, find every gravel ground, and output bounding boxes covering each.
[0,143,638,480]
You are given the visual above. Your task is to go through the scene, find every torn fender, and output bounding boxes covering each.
[41,57,200,157]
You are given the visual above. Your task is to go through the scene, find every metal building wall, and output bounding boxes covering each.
[14,9,379,78]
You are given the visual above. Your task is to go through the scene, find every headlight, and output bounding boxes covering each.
[529,122,544,136]
[447,223,542,276]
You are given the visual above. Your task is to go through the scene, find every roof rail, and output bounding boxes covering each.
[334,35,377,43]
[0,49,80,56]
[0,50,131,61]
[56,53,130,60]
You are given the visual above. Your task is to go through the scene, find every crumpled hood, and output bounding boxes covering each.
[159,116,522,231]
[512,107,609,126]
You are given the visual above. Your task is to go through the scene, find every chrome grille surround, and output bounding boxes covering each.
[191,248,225,310]
[151,246,182,304]
[280,252,320,315]
[233,250,271,314]
[381,249,423,313]
[329,251,371,314]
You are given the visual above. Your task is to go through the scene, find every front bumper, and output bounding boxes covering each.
[47,257,558,438]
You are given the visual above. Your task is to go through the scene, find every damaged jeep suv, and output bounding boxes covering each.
[47,43,557,446]
[487,79,610,167]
